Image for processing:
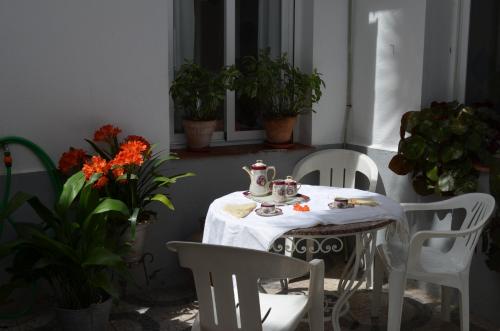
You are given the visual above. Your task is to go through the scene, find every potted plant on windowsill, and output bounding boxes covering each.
[170,62,239,150]
[236,48,325,146]
[0,172,130,331]
[388,101,500,196]
[58,125,195,263]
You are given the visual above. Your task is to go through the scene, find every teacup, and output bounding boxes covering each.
[271,180,287,203]
[285,176,301,198]
[334,197,349,208]
[260,202,276,214]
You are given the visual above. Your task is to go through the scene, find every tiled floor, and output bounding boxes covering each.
[1,256,499,330]
[1,279,498,331]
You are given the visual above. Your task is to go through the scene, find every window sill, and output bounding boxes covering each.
[172,143,315,160]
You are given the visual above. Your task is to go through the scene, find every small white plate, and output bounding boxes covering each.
[255,207,283,217]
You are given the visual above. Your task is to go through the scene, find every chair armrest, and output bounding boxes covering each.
[401,201,455,212]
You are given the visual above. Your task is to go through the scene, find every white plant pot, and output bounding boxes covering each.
[55,297,112,331]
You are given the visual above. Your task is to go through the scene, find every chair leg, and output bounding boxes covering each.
[371,252,384,318]
[191,314,200,331]
[308,300,325,331]
[306,239,314,262]
[441,285,453,322]
[459,281,470,331]
[387,271,406,331]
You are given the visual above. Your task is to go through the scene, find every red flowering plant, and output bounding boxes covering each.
[58,125,195,237]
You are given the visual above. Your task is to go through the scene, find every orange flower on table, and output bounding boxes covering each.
[82,155,110,188]
[293,203,310,212]
[58,148,88,175]
[93,124,122,142]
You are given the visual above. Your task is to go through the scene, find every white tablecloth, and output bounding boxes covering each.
[203,185,404,251]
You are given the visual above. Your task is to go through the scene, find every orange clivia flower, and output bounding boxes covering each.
[93,124,122,142]
[82,156,110,188]
[125,135,151,151]
[111,140,148,167]
[58,148,88,175]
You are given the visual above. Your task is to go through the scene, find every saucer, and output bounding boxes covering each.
[328,202,355,209]
[255,207,283,217]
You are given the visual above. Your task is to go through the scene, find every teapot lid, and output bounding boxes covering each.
[285,175,295,183]
[251,160,267,170]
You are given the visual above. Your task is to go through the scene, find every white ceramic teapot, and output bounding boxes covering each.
[242,160,276,196]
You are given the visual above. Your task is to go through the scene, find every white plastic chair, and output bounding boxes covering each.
[289,149,379,281]
[167,241,325,331]
[371,193,496,331]
[292,149,378,192]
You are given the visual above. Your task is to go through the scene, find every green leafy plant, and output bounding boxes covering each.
[0,172,131,309]
[58,125,195,237]
[169,61,239,121]
[235,48,325,119]
[389,101,500,196]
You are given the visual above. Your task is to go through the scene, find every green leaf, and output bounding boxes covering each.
[79,184,99,214]
[84,139,111,160]
[426,166,439,182]
[465,132,482,151]
[401,136,426,160]
[89,271,120,299]
[56,172,85,216]
[412,175,433,196]
[441,144,464,163]
[388,154,413,175]
[24,227,80,263]
[150,194,174,210]
[82,199,129,232]
[438,173,455,193]
[82,247,124,268]
[0,240,26,260]
[1,192,33,220]
[128,208,139,240]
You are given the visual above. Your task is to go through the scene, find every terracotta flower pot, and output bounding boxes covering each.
[182,120,217,150]
[263,116,297,145]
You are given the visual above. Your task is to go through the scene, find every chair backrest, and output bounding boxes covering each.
[167,241,312,331]
[292,149,379,192]
[448,193,496,258]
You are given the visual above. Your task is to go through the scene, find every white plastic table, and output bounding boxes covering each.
[203,185,403,330]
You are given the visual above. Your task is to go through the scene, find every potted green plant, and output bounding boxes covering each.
[169,62,239,150]
[58,124,195,262]
[0,172,131,331]
[389,101,499,196]
[236,48,325,146]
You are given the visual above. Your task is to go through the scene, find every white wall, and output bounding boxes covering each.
[349,0,427,151]
[310,0,349,146]
[0,0,170,173]
[421,0,459,106]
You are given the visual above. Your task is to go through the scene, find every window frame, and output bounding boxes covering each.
[168,0,295,148]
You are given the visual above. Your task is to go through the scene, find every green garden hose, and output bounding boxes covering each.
[0,136,62,320]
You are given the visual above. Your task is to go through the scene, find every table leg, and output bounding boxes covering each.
[331,231,377,331]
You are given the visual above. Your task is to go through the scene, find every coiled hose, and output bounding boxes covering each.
[0,136,62,319]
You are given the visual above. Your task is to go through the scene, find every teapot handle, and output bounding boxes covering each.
[267,166,276,181]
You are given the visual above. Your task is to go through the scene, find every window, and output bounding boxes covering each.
[169,0,294,147]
